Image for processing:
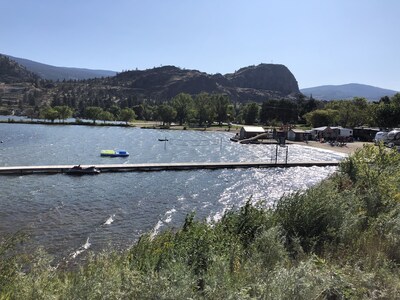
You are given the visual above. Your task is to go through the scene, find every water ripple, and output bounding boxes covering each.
[0,124,342,260]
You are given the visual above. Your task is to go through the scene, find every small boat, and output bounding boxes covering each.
[66,165,100,175]
[158,138,169,142]
[100,149,129,157]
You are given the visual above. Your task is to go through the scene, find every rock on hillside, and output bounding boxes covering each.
[226,64,300,95]
[110,64,300,102]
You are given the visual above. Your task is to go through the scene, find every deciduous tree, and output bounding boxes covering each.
[98,111,114,123]
[40,107,59,123]
[303,109,338,128]
[120,108,136,124]
[85,106,103,124]
[194,93,214,126]
[54,105,73,123]
[243,102,260,125]
[171,93,193,126]
[157,104,176,126]
[212,94,230,126]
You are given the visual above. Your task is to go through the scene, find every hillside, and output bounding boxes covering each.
[0,55,39,83]
[3,54,116,81]
[0,55,302,115]
[0,56,41,114]
[109,64,300,103]
[300,83,398,101]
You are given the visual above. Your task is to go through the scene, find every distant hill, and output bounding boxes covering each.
[0,55,39,83]
[2,54,117,81]
[300,83,398,101]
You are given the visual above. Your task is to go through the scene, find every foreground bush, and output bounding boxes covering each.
[1,144,400,299]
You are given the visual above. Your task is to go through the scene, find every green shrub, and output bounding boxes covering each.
[274,181,348,254]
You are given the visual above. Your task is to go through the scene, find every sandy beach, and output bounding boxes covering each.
[291,140,371,155]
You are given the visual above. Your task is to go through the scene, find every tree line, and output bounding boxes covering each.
[24,87,400,129]
[303,94,400,128]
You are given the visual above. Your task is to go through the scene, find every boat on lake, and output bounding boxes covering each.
[100,149,130,157]
[66,165,100,175]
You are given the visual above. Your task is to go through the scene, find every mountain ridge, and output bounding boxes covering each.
[300,83,398,101]
[2,54,117,81]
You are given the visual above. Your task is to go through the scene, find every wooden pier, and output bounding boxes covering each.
[0,161,340,175]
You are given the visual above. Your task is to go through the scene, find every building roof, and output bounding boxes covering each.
[290,129,307,133]
[312,126,329,131]
[312,126,345,131]
[241,126,265,133]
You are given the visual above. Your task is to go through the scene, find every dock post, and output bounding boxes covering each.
[270,146,274,162]
[285,146,288,164]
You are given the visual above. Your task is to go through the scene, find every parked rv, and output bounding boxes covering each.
[386,129,400,147]
[373,131,389,144]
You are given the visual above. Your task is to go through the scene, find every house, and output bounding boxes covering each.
[311,126,353,141]
[287,129,310,141]
[311,126,339,140]
[239,126,265,139]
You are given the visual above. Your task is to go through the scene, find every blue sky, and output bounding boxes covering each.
[1,0,399,91]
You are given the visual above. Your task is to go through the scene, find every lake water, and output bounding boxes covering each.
[0,123,345,263]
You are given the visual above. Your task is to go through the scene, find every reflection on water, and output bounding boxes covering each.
[0,123,345,260]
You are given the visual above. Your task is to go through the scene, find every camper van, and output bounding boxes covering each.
[386,129,400,147]
[373,131,388,144]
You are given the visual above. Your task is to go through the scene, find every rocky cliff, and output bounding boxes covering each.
[110,63,300,102]
[225,64,299,95]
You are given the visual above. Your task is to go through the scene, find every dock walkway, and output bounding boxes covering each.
[0,161,340,175]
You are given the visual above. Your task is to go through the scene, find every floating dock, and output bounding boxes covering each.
[0,161,340,175]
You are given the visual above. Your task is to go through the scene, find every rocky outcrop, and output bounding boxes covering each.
[225,64,299,95]
[110,63,300,102]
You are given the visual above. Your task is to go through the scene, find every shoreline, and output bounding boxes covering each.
[0,118,370,155]
[290,140,370,155]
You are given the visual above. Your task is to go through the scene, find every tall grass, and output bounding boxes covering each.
[1,144,400,299]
